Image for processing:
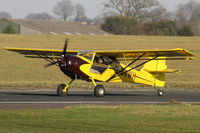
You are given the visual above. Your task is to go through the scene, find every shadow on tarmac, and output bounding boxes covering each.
[5,92,147,97]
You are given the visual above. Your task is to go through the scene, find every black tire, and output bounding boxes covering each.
[94,85,105,97]
[158,90,164,96]
[57,84,68,96]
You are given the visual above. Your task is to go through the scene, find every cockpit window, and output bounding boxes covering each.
[94,54,114,65]
[78,51,93,61]
[90,54,118,75]
[83,54,93,61]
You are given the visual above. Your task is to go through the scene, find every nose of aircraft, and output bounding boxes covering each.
[58,55,88,79]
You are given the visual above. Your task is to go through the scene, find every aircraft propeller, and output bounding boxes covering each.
[44,38,68,68]
[44,61,59,68]
[62,38,68,57]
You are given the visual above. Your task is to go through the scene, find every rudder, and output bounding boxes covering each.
[140,58,167,87]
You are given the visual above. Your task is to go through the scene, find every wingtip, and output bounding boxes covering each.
[175,48,195,57]
[187,57,195,60]
[2,47,10,50]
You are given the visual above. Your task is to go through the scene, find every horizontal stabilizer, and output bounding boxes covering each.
[145,69,181,73]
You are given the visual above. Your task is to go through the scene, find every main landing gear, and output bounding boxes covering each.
[94,85,105,97]
[155,87,164,96]
[57,78,105,97]
[57,79,74,96]
[91,78,105,97]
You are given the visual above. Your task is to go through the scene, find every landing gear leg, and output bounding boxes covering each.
[91,78,105,97]
[155,87,164,96]
[57,79,74,96]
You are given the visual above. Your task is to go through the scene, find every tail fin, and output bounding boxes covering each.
[140,58,179,87]
[142,58,167,73]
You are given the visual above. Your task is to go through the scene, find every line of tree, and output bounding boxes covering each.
[1,0,200,23]
[26,12,55,20]
[101,0,200,36]
[0,0,88,23]
[101,16,137,35]
[25,0,88,22]
[2,24,16,34]
[0,12,12,19]
[101,16,194,36]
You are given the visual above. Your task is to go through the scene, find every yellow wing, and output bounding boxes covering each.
[95,48,195,60]
[3,47,79,59]
[4,47,195,60]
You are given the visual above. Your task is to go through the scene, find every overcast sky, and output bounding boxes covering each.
[0,0,195,19]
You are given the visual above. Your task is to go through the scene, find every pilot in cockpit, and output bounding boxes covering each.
[97,58,103,64]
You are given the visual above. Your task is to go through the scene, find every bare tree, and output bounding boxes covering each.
[26,12,55,20]
[125,0,159,17]
[146,5,167,21]
[164,11,176,21]
[53,0,74,21]
[0,11,12,19]
[74,4,88,22]
[176,0,200,22]
[176,3,190,21]
[102,0,159,18]
[103,0,126,16]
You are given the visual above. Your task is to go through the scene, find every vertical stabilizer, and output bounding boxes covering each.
[140,58,167,87]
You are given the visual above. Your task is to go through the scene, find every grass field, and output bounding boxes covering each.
[0,105,200,133]
[0,34,199,90]
[0,35,199,133]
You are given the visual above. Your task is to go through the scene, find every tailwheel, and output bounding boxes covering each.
[158,90,164,96]
[155,87,164,96]
[94,85,105,97]
[57,84,69,96]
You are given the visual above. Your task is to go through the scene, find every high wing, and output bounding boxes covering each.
[4,47,195,60]
[4,47,79,59]
[95,48,195,60]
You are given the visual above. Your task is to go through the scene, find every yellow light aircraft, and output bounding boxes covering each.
[4,39,195,97]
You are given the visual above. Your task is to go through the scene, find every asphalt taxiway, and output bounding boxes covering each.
[0,90,200,109]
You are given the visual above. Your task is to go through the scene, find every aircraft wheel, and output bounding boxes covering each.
[158,90,164,96]
[57,84,68,96]
[94,85,105,97]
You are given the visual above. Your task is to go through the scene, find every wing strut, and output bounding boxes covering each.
[107,55,158,82]
[31,51,59,67]
[121,53,146,72]
[126,56,159,73]
[107,53,146,82]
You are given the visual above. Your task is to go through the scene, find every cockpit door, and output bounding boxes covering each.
[90,54,111,75]
[80,53,116,81]
[90,63,108,75]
